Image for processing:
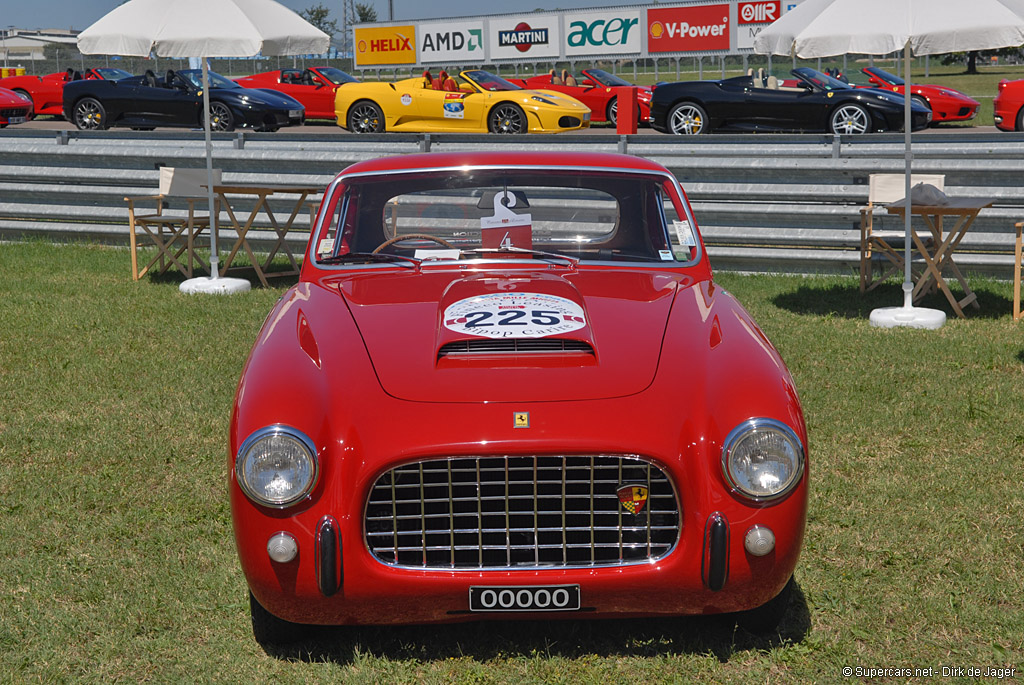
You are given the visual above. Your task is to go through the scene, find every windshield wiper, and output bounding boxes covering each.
[318,252,421,268]
[468,246,579,269]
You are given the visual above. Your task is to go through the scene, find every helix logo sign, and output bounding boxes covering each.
[565,11,641,56]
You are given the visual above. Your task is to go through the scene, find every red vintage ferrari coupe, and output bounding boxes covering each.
[0,87,34,127]
[509,68,652,124]
[857,67,979,125]
[0,67,131,117]
[994,78,1024,132]
[230,151,809,645]
[234,67,357,120]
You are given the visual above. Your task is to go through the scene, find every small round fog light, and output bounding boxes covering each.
[267,532,298,563]
[744,525,776,557]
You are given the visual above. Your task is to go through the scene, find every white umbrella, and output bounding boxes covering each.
[754,0,1024,328]
[77,0,330,294]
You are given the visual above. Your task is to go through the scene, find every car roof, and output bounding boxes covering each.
[336,151,674,181]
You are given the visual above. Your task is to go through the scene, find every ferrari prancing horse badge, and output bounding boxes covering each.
[617,484,649,514]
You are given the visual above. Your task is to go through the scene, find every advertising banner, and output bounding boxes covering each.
[419,20,485,63]
[647,4,731,53]
[564,10,642,57]
[354,25,417,66]
[489,15,560,60]
[736,0,781,49]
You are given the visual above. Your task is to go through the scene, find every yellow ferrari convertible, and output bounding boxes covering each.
[335,69,591,134]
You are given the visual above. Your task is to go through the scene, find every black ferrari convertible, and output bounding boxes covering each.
[62,68,305,132]
[650,67,931,135]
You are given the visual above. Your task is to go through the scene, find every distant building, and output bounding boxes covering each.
[1,28,80,63]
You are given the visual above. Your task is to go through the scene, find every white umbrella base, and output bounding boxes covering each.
[179,276,252,295]
[869,305,946,329]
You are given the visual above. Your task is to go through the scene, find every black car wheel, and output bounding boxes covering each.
[829,104,870,134]
[73,97,108,130]
[249,592,309,646]
[667,102,707,134]
[1017,107,1024,132]
[348,100,385,133]
[488,103,526,134]
[13,89,33,110]
[206,102,235,132]
[607,97,618,125]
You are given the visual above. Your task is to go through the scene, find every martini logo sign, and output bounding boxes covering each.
[490,16,560,59]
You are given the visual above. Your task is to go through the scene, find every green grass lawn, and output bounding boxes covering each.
[1,242,1022,682]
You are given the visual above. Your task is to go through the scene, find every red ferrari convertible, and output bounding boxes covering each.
[0,87,34,127]
[994,78,1024,132]
[509,68,652,124]
[857,67,979,125]
[0,67,131,117]
[234,67,358,120]
[230,150,809,646]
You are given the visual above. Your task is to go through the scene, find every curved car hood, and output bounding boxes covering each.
[337,268,688,402]
[859,87,928,111]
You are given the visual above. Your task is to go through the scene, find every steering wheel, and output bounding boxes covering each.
[372,234,455,254]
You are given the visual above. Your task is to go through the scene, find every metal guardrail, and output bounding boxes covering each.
[1,129,1023,277]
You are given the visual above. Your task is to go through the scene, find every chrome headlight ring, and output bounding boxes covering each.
[721,418,805,503]
[235,425,318,508]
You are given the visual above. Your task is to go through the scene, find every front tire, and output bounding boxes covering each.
[206,101,235,132]
[488,103,526,134]
[73,97,107,130]
[667,101,708,134]
[249,592,309,646]
[14,89,33,112]
[347,100,385,133]
[829,103,870,134]
[1016,106,1024,132]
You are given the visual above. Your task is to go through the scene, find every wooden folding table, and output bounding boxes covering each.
[210,183,320,287]
[885,198,993,319]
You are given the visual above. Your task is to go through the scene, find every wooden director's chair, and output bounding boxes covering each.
[125,167,221,280]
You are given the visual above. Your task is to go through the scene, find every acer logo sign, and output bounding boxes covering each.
[567,17,638,47]
[738,1,781,25]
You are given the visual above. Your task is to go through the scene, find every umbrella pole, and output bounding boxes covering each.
[202,58,219,279]
[869,41,944,328]
[902,40,912,304]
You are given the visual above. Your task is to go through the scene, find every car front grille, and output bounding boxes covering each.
[558,116,583,128]
[0,107,29,118]
[438,338,594,358]
[364,455,680,570]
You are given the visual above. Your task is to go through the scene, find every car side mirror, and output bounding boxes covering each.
[581,79,595,87]
[869,76,882,86]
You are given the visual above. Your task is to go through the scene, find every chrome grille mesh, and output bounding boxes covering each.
[364,455,680,570]
[438,338,594,357]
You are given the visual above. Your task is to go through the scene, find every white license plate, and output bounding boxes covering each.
[288,110,302,118]
[469,585,580,612]
[583,112,591,121]
[7,116,25,124]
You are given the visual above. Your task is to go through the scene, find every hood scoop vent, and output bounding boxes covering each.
[438,338,595,359]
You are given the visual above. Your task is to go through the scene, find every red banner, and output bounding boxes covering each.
[738,1,781,25]
[647,5,730,53]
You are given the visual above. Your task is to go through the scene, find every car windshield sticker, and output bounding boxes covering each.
[317,238,335,255]
[481,190,533,249]
[414,248,460,260]
[673,220,695,247]
[444,293,586,339]
[659,249,674,261]
[400,93,412,105]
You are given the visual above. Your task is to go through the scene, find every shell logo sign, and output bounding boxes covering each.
[354,25,417,66]
[647,4,731,53]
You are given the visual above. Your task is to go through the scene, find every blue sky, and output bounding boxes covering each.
[6,1,631,33]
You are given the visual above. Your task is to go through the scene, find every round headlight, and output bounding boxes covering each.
[721,418,804,502]
[236,426,318,507]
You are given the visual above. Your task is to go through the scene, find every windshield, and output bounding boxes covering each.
[94,68,132,80]
[585,69,631,87]
[865,67,902,86]
[177,69,242,90]
[793,67,854,91]
[463,70,521,92]
[317,67,357,85]
[314,169,698,266]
